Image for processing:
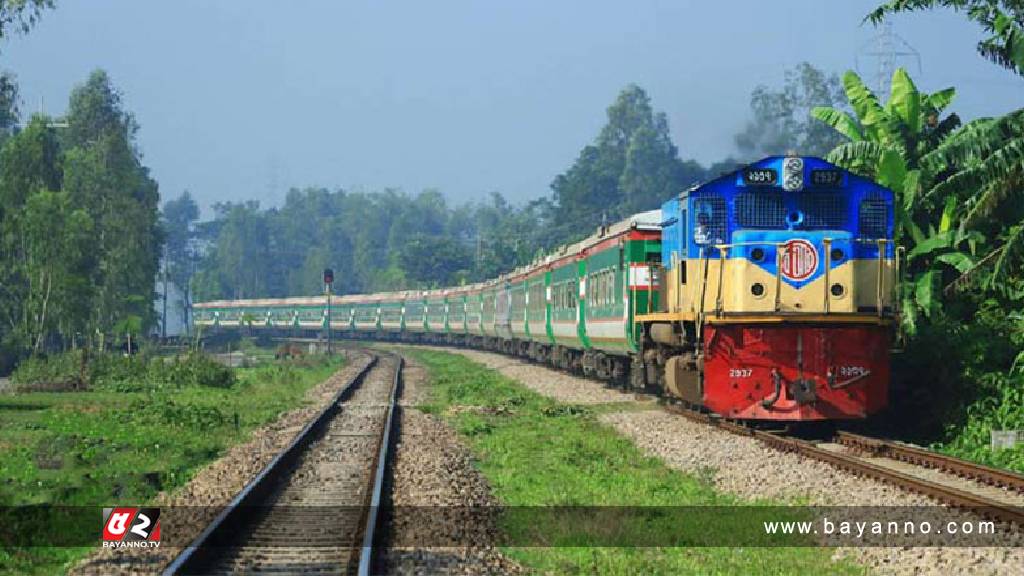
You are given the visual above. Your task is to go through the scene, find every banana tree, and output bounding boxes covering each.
[812,69,975,333]
[917,108,1024,290]
[902,197,985,333]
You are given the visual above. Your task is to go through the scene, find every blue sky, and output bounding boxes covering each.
[3,1,1021,213]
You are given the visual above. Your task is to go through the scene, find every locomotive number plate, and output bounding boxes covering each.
[729,368,753,378]
[810,169,843,187]
[838,366,868,377]
[742,167,777,186]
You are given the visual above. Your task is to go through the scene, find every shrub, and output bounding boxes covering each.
[12,350,236,392]
[11,351,86,391]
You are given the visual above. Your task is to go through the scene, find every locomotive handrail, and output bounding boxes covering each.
[774,243,784,312]
[715,246,727,317]
[710,236,892,250]
[696,247,710,341]
[876,239,888,318]
[823,238,833,315]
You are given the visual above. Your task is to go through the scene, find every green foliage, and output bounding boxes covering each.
[890,301,1024,473]
[813,57,1024,476]
[12,350,236,392]
[551,84,707,237]
[813,68,968,331]
[161,190,201,333]
[0,353,343,574]
[0,69,162,369]
[867,1,1024,76]
[0,0,53,40]
[10,350,85,390]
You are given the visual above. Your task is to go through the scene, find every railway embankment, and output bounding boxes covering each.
[395,347,862,575]
[408,346,1024,576]
[380,355,524,575]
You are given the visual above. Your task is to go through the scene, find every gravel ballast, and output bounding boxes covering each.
[429,347,1024,576]
[380,355,523,575]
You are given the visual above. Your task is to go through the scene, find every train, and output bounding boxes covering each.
[194,155,899,422]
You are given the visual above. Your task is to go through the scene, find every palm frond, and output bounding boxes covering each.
[825,141,883,175]
[810,107,863,142]
[902,169,921,212]
[889,68,922,134]
[943,245,1003,296]
[907,230,954,260]
[936,251,976,274]
[864,1,943,25]
[921,109,1024,177]
[961,178,1017,229]
[924,87,956,114]
[914,269,938,317]
[989,223,1024,288]
[927,136,1024,201]
[841,71,888,141]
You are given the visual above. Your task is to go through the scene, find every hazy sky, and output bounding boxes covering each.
[3,1,1021,214]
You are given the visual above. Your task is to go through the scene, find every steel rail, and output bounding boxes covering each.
[836,430,1024,493]
[357,354,402,576]
[162,353,381,576]
[665,405,1024,527]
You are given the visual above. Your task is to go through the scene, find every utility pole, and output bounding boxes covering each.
[324,268,334,355]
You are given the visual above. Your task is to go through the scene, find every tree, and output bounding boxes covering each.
[0,71,18,143]
[0,117,64,358]
[21,190,92,352]
[202,201,269,299]
[398,235,471,286]
[62,70,161,343]
[867,1,1024,76]
[162,191,200,333]
[917,108,1024,290]
[551,85,704,240]
[735,62,848,158]
[812,68,965,330]
[0,0,52,40]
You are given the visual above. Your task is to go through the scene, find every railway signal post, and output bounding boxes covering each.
[324,268,334,355]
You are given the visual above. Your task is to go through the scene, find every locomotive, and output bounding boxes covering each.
[194,155,899,422]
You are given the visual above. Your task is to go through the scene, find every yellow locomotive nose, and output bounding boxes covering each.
[719,231,860,316]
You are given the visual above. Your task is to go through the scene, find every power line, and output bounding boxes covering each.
[856,21,921,101]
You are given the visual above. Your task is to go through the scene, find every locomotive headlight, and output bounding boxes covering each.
[783,157,804,192]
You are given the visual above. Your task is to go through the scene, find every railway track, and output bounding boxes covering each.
[163,351,401,576]
[665,405,1024,527]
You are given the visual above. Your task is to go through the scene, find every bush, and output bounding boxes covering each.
[11,349,236,392]
[894,294,1024,472]
[154,353,235,389]
[11,351,86,391]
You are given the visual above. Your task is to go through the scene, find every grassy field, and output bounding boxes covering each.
[405,349,864,575]
[0,352,344,575]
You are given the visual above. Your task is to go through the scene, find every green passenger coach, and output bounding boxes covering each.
[194,209,662,385]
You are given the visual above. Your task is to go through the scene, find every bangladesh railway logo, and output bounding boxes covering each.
[101,507,161,548]
[779,239,818,281]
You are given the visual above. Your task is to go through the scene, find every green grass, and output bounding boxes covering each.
[0,353,344,575]
[406,349,865,575]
